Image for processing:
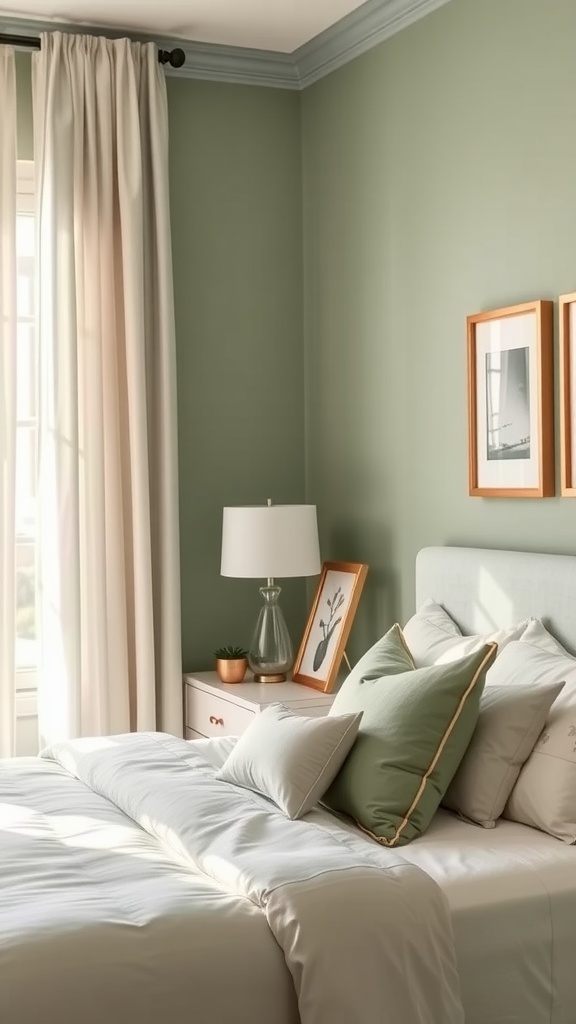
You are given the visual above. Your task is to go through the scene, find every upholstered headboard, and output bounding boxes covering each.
[415,546,576,657]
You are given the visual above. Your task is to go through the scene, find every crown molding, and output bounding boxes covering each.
[164,41,299,89]
[294,0,452,88]
[0,0,452,90]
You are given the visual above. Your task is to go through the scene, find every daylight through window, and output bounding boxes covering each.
[15,161,37,695]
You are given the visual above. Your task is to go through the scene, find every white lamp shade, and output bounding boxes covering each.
[221,504,321,579]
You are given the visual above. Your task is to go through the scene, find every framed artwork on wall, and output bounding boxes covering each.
[467,300,554,498]
[293,561,368,693]
[559,292,576,496]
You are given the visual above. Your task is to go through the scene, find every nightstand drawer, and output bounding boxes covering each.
[186,686,256,738]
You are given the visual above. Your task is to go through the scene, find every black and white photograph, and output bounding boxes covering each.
[467,300,554,498]
[293,561,368,692]
[485,347,530,461]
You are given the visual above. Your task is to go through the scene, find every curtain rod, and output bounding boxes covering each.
[0,32,186,67]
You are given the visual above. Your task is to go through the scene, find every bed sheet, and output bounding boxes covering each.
[401,809,576,1024]
[197,736,576,1024]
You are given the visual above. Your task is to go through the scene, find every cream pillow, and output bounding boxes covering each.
[520,618,574,657]
[484,638,576,843]
[443,676,564,828]
[403,599,530,667]
[215,703,362,820]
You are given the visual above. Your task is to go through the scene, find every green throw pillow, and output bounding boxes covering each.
[324,626,497,846]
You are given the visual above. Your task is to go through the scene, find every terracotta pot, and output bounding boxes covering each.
[215,657,248,684]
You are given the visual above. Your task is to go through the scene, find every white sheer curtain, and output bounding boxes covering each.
[0,46,17,757]
[33,32,182,744]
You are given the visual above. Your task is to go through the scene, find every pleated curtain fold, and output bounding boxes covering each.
[32,32,183,745]
[0,46,17,756]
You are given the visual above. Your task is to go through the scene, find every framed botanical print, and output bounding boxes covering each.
[467,300,554,497]
[293,561,368,693]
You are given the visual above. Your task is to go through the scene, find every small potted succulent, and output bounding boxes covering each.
[214,645,249,684]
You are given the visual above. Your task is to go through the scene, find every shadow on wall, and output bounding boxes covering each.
[329,522,398,663]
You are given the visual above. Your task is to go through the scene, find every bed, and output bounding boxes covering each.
[410,545,576,1024]
[1,545,575,1024]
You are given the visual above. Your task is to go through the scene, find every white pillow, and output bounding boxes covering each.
[484,638,576,843]
[520,618,574,657]
[443,675,564,828]
[403,599,530,667]
[215,703,362,820]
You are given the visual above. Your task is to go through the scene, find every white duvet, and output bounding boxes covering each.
[0,732,463,1024]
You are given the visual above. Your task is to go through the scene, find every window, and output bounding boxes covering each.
[15,160,37,709]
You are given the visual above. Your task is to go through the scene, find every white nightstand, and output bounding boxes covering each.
[184,671,335,740]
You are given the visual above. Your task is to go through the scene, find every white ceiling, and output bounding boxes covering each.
[0,0,370,52]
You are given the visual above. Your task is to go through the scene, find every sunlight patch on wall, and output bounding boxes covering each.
[471,566,515,633]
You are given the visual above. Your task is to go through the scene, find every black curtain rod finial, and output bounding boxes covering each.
[158,47,186,68]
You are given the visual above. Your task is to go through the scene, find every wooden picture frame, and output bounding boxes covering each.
[293,561,368,693]
[467,300,554,497]
[559,292,576,496]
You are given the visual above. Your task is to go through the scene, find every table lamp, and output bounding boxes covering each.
[220,500,321,682]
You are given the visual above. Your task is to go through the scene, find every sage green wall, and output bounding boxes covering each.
[23,0,575,673]
[301,0,576,658]
[167,79,306,670]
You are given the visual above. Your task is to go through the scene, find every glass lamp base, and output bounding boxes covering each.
[248,583,293,684]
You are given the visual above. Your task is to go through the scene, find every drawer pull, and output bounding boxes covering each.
[209,715,224,726]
